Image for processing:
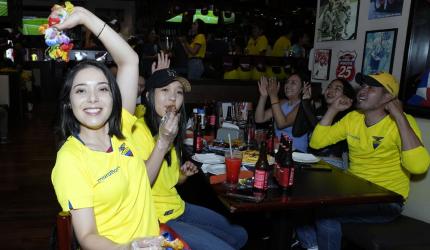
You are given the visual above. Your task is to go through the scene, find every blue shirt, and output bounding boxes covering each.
[275,101,308,152]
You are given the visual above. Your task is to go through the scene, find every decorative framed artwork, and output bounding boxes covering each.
[400,0,430,118]
[317,0,359,42]
[368,0,404,20]
[312,49,331,80]
[361,28,397,75]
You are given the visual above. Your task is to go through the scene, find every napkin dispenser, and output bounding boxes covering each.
[216,128,243,142]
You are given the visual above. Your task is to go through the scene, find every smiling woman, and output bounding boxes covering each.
[50,5,164,250]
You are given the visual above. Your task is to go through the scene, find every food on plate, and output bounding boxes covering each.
[242,150,259,164]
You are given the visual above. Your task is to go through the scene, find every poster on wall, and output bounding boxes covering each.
[317,0,359,42]
[368,0,404,20]
[336,51,357,81]
[312,49,331,80]
[362,28,397,75]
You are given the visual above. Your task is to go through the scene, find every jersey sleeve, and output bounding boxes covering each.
[52,149,94,211]
[310,113,349,150]
[400,115,430,174]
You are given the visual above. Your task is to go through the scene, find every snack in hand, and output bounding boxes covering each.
[162,238,184,250]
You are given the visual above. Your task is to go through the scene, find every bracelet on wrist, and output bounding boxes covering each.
[271,101,280,105]
[97,22,107,38]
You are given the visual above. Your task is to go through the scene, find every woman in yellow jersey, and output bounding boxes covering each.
[179,19,206,79]
[133,65,248,250]
[51,6,163,249]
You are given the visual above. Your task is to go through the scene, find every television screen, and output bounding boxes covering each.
[22,16,48,36]
[0,0,7,17]
[166,9,219,24]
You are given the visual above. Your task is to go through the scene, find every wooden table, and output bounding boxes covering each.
[210,162,403,249]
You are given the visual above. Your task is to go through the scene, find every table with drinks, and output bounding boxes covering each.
[188,102,403,249]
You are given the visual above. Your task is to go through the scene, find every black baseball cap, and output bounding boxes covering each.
[145,69,191,92]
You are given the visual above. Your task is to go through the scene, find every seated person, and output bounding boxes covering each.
[245,23,268,56]
[293,78,355,158]
[255,74,308,152]
[296,72,430,250]
[132,63,248,250]
[51,6,162,249]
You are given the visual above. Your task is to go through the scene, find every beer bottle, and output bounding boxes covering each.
[225,106,233,123]
[253,141,270,192]
[245,112,256,149]
[193,115,203,154]
[206,101,217,138]
[266,119,275,156]
[279,135,295,191]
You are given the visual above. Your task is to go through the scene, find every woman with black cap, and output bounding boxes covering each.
[133,62,248,250]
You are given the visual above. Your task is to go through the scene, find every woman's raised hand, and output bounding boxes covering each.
[302,82,312,100]
[267,77,280,98]
[151,51,170,74]
[332,96,353,112]
[52,6,86,31]
[258,76,269,97]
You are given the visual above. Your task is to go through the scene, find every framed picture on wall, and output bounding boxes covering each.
[361,28,397,75]
[312,49,331,80]
[400,0,430,118]
[317,0,360,42]
[368,0,404,20]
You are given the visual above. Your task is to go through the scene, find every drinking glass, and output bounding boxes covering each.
[225,150,243,188]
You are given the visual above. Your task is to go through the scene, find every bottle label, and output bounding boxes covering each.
[277,167,290,187]
[254,170,268,190]
[208,115,216,126]
[288,167,295,186]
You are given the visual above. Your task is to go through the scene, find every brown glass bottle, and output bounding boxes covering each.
[279,136,295,191]
[253,141,270,192]
[193,115,203,154]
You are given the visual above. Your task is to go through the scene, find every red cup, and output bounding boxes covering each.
[225,151,242,187]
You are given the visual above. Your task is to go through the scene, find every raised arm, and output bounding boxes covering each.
[385,99,430,173]
[255,76,274,123]
[267,78,297,129]
[55,7,139,114]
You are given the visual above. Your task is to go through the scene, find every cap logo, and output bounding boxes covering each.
[167,69,177,77]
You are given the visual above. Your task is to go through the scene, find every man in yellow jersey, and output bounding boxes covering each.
[296,72,430,250]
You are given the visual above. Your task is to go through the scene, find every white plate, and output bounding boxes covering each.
[292,152,320,163]
[201,164,248,175]
[192,153,225,164]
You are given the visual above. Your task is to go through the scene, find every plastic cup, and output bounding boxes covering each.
[225,150,242,187]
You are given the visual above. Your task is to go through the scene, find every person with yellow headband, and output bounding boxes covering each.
[296,72,430,250]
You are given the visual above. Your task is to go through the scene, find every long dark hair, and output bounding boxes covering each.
[143,88,187,166]
[56,60,124,141]
[194,19,207,35]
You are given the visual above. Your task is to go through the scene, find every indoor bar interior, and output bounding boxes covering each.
[1,0,430,249]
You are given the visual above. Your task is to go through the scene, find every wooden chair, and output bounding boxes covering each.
[54,212,191,250]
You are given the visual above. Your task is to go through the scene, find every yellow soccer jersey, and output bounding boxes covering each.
[52,109,159,244]
[310,111,430,199]
[133,117,185,223]
[246,35,269,55]
[271,36,292,57]
[134,104,146,119]
[190,33,206,58]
